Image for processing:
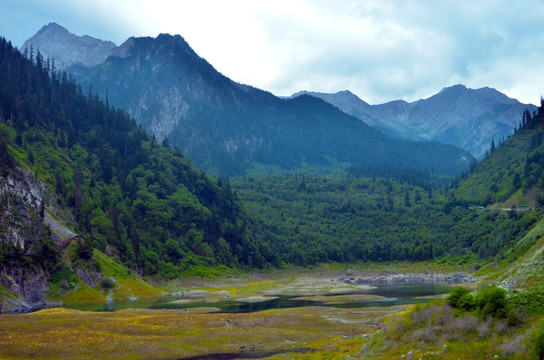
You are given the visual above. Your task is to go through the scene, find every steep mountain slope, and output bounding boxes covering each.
[296,86,538,159]
[24,26,472,176]
[22,22,116,69]
[453,104,544,207]
[0,36,272,310]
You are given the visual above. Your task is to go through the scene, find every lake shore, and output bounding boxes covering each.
[0,263,475,359]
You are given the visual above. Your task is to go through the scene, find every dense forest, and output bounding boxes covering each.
[1,34,544,283]
[234,174,540,266]
[0,37,274,280]
[233,103,544,267]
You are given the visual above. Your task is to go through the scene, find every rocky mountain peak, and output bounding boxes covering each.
[439,84,467,94]
[22,22,117,69]
[297,85,537,159]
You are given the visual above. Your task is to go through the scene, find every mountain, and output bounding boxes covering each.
[24,24,473,177]
[232,100,544,267]
[22,22,116,69]
[295,86,538,159]
[453,105,544,207]
[0,37,273,311]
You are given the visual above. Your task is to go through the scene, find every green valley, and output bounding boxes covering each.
[1,27,544,360]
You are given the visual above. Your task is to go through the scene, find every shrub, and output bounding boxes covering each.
[458,293,476,311]
[454,313,479,333]
[447,286,470,308]
[73,237,93,261]
[501,335,526,357]
[410,304,433,325]
[98,277,116,289]
[475,286,507,318]
[48,265,77,284]
[535,324,544,360]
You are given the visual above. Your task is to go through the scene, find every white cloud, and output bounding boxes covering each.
[1,0,543,104]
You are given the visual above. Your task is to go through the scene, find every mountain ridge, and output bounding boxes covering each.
[58,29,471,176]
[22,22,117,69]
[295,86,538,158]
[0,37,272,310]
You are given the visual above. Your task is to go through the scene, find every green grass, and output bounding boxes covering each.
[0,284,17,302]
[360,293,542,359]
[472,214,544,288]
[92,249,159,300]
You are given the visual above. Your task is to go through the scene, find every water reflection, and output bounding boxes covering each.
[66,282,451,313]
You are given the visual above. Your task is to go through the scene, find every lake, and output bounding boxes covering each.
[66,281,452,313]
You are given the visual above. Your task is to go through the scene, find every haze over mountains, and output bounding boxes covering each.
[21,23,472,176]
[23,23,537,163]
[293,86,538,159]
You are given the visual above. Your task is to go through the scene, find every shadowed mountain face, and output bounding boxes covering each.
[294,86,538,159]
[24,25,473,176]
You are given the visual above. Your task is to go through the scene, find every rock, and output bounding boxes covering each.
[22,23,117,69]
[401,355,406,359]
[240,345,245,349]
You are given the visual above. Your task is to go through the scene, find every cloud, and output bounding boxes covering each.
[1,0,542,104]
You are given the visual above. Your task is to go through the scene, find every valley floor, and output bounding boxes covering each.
[0,305,399,359]
[0,263,476,359]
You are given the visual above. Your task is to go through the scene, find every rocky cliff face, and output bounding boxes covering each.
[0,167,55,313]
[296,86,538,159]
[0,168,48,249]
[0,165,79,313]
[22,22,117,69]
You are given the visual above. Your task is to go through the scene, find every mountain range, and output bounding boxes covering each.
[23,23,537,163]
[293,86,538,159]
[22,23,472,176]
[3,23,544,322]
[4,21,544,359]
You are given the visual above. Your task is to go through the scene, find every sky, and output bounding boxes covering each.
[1,0,543,105]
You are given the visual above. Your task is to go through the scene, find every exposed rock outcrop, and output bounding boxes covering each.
[22,22,117,69]
[0,167,71,313]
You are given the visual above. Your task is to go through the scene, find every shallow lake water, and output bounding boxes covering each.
[66,281,452,313]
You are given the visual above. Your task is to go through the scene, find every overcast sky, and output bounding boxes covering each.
[1,0,543,105]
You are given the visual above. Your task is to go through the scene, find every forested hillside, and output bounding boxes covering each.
[233,101,544,267]
[234,174,539,266]
[0,36,273,286]
[2,30,544,316]
[453,104,544,206]
[66,32,473,176]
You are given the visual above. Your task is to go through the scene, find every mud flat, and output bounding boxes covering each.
[292,294,387,304]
